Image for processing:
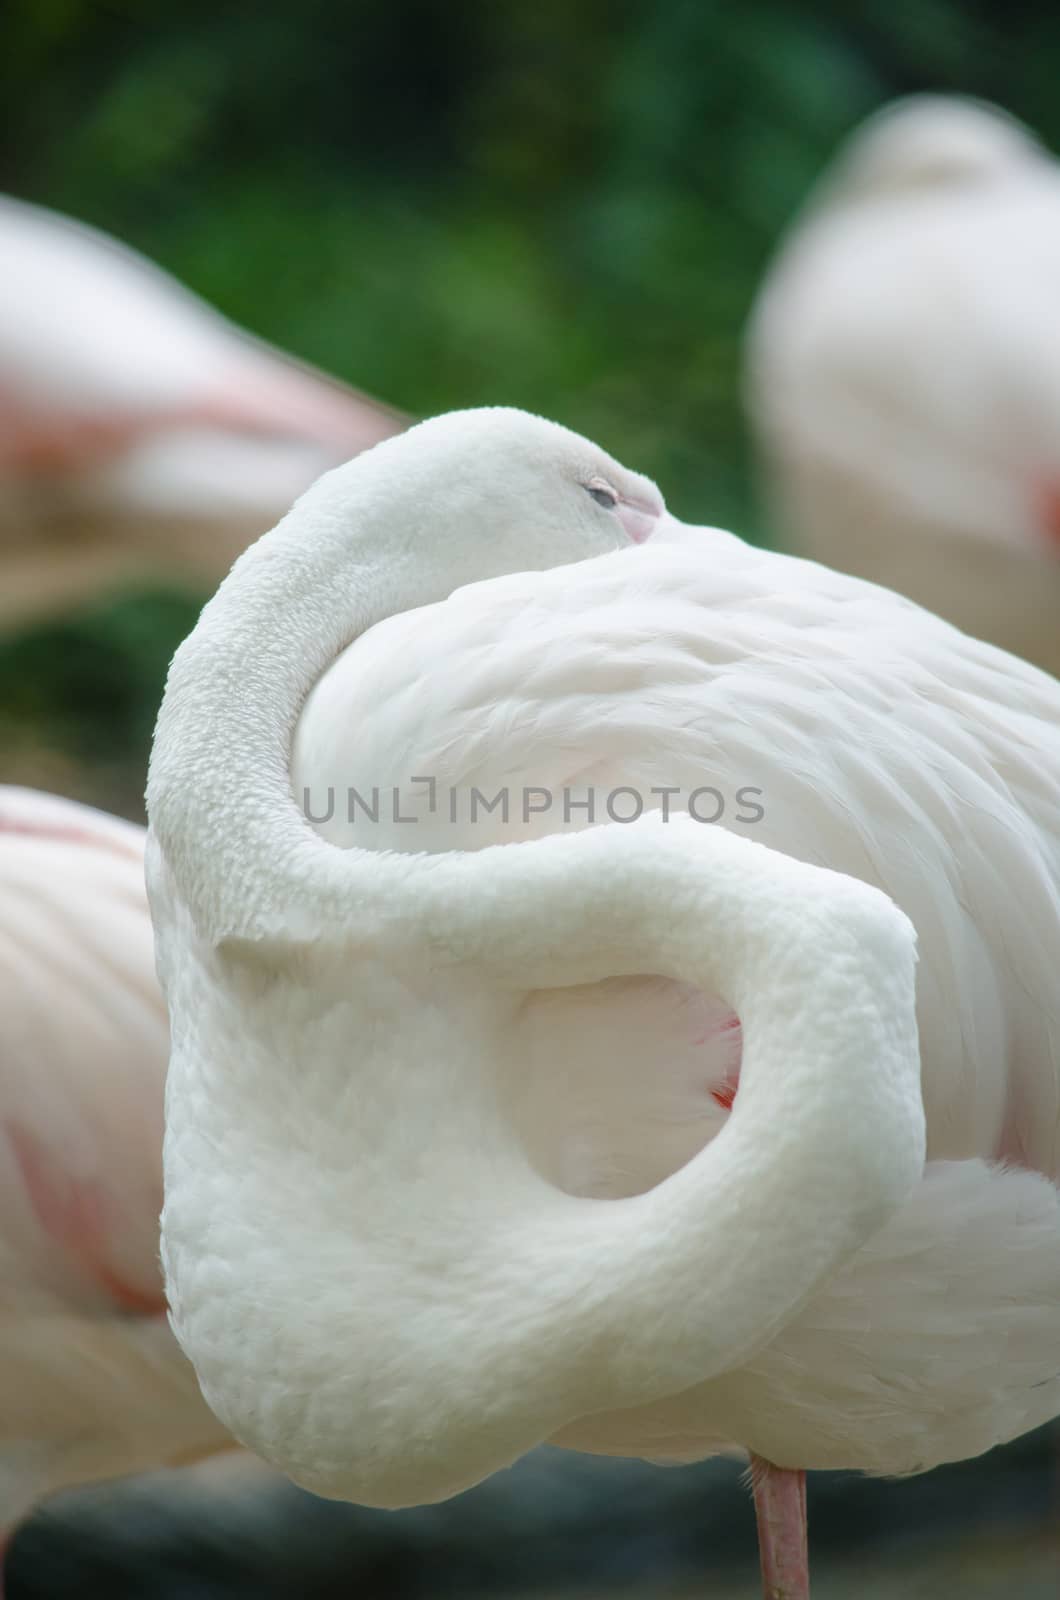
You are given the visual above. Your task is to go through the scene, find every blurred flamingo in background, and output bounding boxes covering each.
[0,195,407,626]
[148,410,1060,1600]
[0,786,231,1575]
[745,95,1060,679]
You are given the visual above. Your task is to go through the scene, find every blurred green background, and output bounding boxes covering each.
[3,0,1060,816]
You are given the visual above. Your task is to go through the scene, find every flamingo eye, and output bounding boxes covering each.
[586,482,618,511]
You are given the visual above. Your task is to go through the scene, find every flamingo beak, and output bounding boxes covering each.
[616,495,661,544]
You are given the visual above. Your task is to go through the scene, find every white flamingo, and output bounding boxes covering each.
[0,787,230,1567]
[148,409,1060,1600]
[0,194,405,624]
[745,95,1060,679]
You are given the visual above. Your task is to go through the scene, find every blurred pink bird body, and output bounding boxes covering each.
[746,96,1060,678]
[0,194,405,622]
[0,787,228,1531]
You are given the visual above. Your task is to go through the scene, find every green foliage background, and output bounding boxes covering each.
[2,0,1059,813]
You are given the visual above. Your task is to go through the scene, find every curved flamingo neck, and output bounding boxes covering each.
[147,456,441,946]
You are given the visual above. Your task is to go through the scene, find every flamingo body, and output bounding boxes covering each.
[746,96,1060,677]
[0,788,228,1529]
[0,195,405,621]
[291,516,1060,1476]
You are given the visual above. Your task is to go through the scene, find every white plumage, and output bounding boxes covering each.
[746,95,1060,677]
[147,409,1060,1580]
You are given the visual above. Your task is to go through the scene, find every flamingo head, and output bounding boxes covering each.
[287,406,666,590]
[821,95,1042,205]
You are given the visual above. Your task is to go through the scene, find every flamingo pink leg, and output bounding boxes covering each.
[750,1454,809,1599]
[1036,480,1060,549]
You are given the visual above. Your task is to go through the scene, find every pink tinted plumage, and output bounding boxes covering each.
[0,195,407,622]
[0,787,228,1530]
